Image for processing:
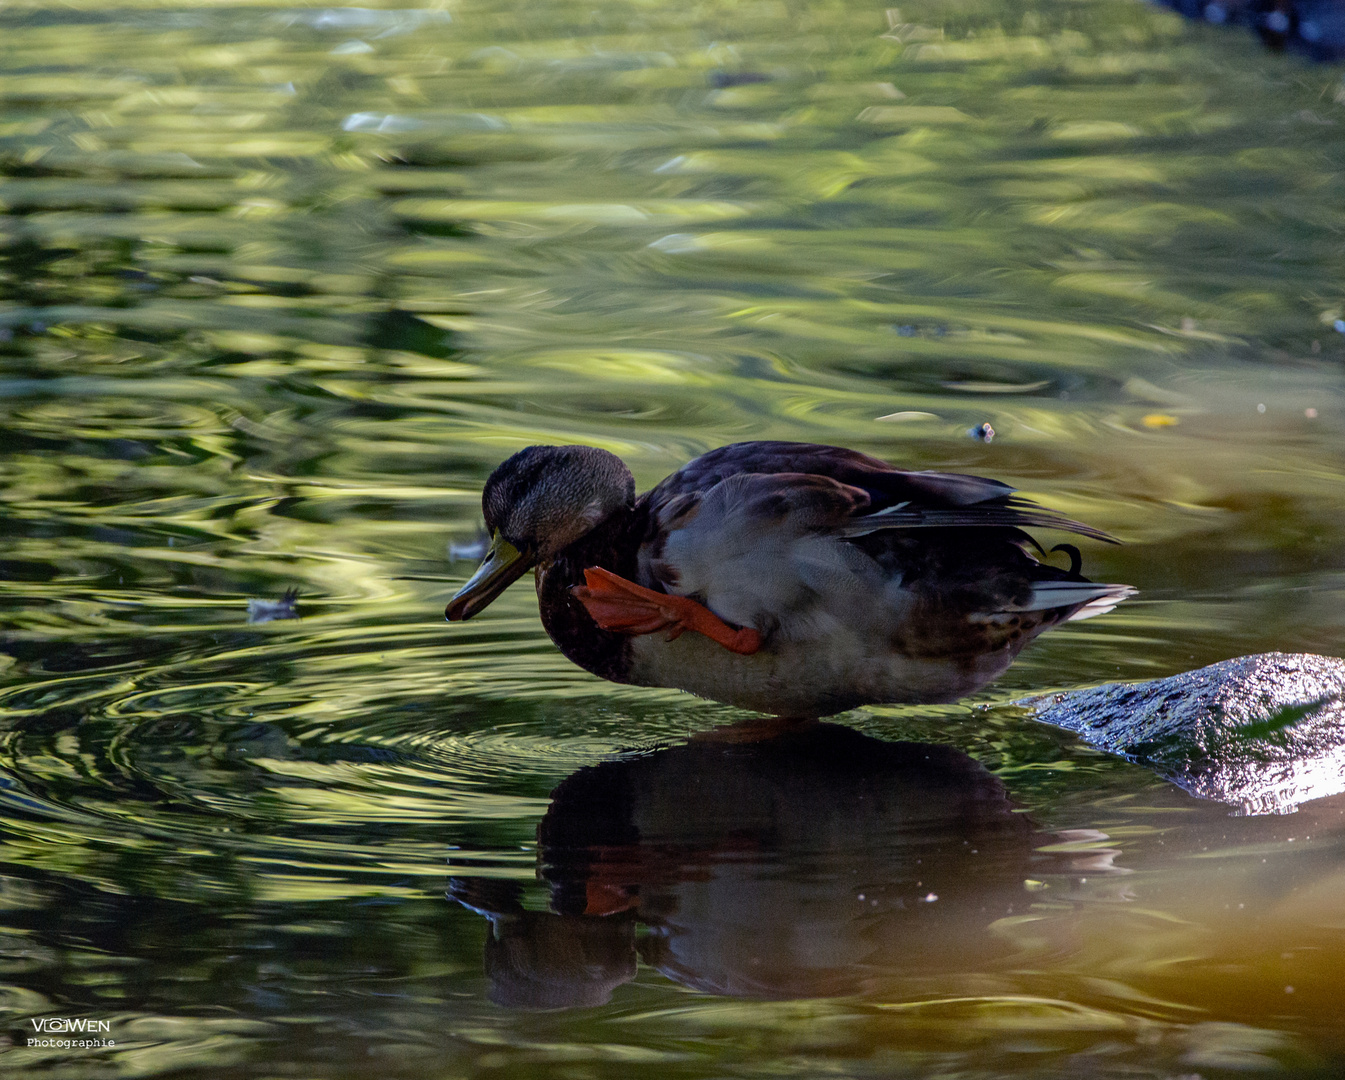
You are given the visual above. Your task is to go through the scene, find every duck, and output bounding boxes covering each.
[445,441,1133,718]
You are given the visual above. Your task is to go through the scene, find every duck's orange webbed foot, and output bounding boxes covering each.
[571,567,762,655]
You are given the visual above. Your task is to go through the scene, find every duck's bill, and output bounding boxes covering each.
[445,534,534,621]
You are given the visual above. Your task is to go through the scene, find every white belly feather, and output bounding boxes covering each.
[628,628,1015,716]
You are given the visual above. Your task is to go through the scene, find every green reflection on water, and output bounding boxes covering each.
[1,0,1345,1074]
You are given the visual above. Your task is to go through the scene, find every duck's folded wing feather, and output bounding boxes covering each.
[648,441,1013,509]
[642,472,876,630]
[646,441,1113,540]
[642,462,1129,651]
[838,497,1118,543]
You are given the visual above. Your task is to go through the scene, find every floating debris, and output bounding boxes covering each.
[707,70,771,88]
[889,322,948,338]
[968,422,995,442]
[247,588,300,624]
[283,7,451,33]
[1142,413,1180,427]
[875,410,939,422]
[945,379,1051,394]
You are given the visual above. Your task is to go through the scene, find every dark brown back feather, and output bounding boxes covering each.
[644,441,1114,543]
[647,441,1012,509]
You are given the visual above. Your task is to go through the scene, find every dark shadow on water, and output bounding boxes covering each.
[451,722,1040,1008]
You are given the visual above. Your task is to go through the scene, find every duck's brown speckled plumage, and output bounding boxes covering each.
[450,440,1133,717]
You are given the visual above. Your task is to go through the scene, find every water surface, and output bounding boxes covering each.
[2,0,1345,1074]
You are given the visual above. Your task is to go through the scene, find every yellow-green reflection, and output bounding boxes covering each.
[1,0,1344,1074]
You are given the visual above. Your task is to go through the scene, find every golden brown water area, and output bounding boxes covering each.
[1,0,1344,1074]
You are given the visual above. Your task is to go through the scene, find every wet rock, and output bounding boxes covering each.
[1024,652,1345,815]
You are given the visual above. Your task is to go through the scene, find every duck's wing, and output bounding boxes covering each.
[575,442,1129,656]
[837,500,1116,543]
[645,440,1114,543]
[647,440,1000,504]
[639,470,889,636]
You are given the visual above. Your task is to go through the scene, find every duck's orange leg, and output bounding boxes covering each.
[571,567,762,655]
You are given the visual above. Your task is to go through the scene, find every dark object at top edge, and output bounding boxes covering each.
[1153,0,1345,63]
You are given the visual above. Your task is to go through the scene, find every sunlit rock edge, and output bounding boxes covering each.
[1024,652,1345,815]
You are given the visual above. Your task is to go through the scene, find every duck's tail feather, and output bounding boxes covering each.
[1009,581,1136,621]
[841,496,1119,544]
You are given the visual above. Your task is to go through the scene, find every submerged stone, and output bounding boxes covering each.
[1024,652,1345,815]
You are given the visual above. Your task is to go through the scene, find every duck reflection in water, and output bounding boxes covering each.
[450,721,1040,1008]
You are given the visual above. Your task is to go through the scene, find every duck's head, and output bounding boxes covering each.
[446,445,635,622]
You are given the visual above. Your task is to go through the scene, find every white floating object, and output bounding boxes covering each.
[875,410,938,422]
